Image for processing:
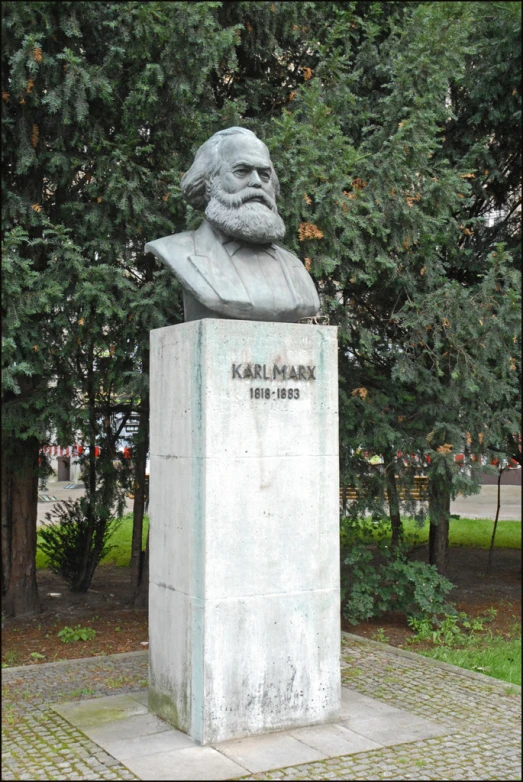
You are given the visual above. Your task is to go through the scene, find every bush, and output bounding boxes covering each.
[38,499,120,591]
[57,625,97,644]
[407,609,496,647]
[341,517,455,625]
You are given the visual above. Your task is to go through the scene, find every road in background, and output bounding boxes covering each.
[38,481,521,525]
[37,481,134,526]
[451,484,520,521]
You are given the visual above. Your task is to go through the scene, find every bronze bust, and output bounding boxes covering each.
[145,127,320,322]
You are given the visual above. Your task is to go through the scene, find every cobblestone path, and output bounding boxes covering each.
[2,652,146,781]
[2,637,521,781]
[241,635,521,780]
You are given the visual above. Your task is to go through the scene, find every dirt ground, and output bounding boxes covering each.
[2,546,521,667]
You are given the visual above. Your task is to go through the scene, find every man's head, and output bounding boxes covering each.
[181,127,286,244]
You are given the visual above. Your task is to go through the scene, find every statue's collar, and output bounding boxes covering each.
[200,220,278,260]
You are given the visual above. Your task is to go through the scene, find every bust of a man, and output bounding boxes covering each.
[145,127,320,322]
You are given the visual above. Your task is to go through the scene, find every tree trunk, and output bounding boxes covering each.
[384,452,403,550]
[130,413,149,594]
[488,467,505,570]
[133,530,149,609]
[72,339,98,593]
[1,443,13,596]
[2,435,41,616]
[428,477,451,577]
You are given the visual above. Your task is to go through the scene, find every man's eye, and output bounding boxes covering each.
[235,168,248,176]
[260,171,270,181]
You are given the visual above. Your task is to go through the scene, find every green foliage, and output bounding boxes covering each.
[406,607,522,686]
[35,511,518,573]
[57,625,96,644]
[38,499,120,591]
[439,2,521,270]
[341,517,455,625]
[36,513,149,569]
[2,650,20,667]
[371,628,390,644]
[407,609,497,647]
[275,1,520,531]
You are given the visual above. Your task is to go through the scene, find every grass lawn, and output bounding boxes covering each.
[418,635,521,687]
[103,513,150,566]
[387,517,521,549]
[36,514,521,569]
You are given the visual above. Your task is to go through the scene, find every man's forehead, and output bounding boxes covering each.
[220,135,272,168]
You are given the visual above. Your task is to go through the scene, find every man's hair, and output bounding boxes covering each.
[181,127,280,209]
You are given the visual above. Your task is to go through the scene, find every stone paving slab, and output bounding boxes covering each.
[2,635,521,780]
[122,745,247,781]
[340,711,447,746]
[53,694,149,728]
[288,723,381,756]
[215,731,328,773]
[96,728,197,761]
[84,712,175,745]
[51,686,449,777]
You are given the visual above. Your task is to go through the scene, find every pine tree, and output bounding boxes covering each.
[2,1,237,608]
[2,1,520,614]
[260,1,521,574]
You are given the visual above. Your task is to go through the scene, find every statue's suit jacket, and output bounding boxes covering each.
[145,219,320,322]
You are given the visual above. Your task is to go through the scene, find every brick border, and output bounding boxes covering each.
[342,631,521,691]
[1,650,147,677]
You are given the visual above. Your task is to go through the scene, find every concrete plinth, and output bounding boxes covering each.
[148,319,340,745]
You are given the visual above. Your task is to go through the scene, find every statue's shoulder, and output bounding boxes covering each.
[273,243,305,267]
[144,230,195,262]
[273,242,320,314]
[145,221,221,266]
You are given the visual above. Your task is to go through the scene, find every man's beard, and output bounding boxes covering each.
[205,179,286,244]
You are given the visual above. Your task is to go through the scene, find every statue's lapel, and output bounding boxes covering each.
[188,221,251,309]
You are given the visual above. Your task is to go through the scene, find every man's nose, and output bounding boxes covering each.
[248,170,262,187]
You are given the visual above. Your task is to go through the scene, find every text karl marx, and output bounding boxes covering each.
[232,363,316,381]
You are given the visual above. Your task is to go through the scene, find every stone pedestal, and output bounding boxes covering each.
[148,319,340,745]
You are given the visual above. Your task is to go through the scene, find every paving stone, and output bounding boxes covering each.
[123,745,247,780]
[98,727,196,760]
[2,639,521,781]
[339,688,404,720]
[341,712,448,745]
[215,732,327,773]
[128,690,149,706]
[83,713,172,745]
[52,694,148,729]
[289,723,382,756]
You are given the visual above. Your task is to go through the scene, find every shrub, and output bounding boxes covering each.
[340,517,455,625]
[38,499,120,591]
[408,609,497,646]
[57,625,96,644]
